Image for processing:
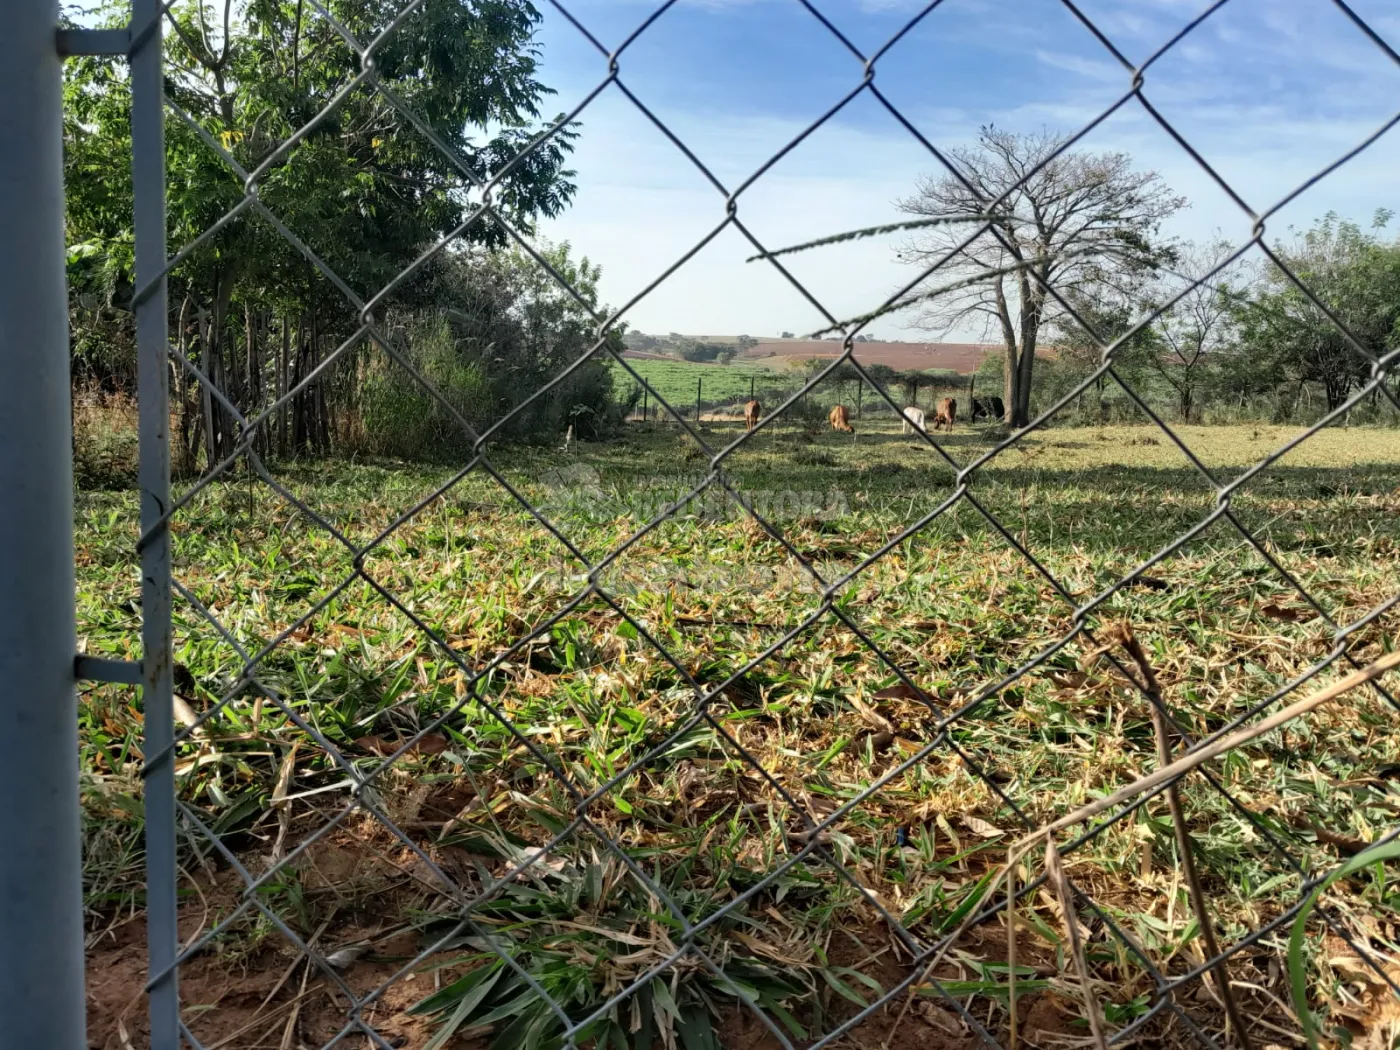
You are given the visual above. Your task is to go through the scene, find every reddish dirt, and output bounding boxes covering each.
[80,779,1229,1050]
[86,778,493,1050]
[85,867,476,1050]
[84,892,1221,1050]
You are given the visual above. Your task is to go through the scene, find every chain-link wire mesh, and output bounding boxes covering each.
[87,0,1400,1046]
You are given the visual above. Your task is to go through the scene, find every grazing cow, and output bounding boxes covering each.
[742,399,761,433]
[971,395,1005,423]
[932,397,957,432]
[901,406,926,435]
[828,404,854,433]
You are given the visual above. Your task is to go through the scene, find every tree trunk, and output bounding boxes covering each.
[174,295,196,473]
[278,315,291,457]
[992,277,1018,426]
[1003,352,1017,426]
[196,306,217,471]
[291,313,304,453]
[1007,268,1047,430]
[200,266,238,470]
[1324,375,1347,414]
[1012,319,1039,429]
[245,304,259,411]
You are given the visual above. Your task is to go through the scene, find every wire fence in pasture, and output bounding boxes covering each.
[7,0,1400,1048]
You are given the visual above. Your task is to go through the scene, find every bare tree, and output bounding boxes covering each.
[1148,238,1243,422]
[896,126,1184,427]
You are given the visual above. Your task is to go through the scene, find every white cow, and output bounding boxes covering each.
[901,406,926,435]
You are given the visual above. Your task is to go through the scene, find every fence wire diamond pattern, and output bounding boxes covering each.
[103,0,1400,1047]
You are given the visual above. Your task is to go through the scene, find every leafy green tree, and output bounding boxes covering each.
[362,240,621,451]
[862,362,900,404]
[1229,211,1400,413]
[899,369,932,407]
[1051,290,1163,423]
[63,0,581,468]
[1145,239,1242,422]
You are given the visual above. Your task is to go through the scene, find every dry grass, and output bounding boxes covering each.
[75,416,1400,1050]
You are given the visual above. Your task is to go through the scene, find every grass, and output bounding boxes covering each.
[610,356,800,413]
[76,415,1400,1050]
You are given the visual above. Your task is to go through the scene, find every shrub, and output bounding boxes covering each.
[72,388,138,489]
[355,317,492,459]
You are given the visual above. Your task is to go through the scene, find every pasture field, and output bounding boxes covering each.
[611,356,801,413]
[77,420,1400,1050]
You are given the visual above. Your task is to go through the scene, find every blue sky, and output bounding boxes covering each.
[526,0,1400,339]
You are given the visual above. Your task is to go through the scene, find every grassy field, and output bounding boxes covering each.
[611,357,802,414]
[77,418,1400,1050]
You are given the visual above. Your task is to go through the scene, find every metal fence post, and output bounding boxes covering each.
[129,0,178,1045]
[0,2,87,1048]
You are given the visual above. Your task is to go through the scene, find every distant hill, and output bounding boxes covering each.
[622,335,1060,373]
[739,338,1000,373]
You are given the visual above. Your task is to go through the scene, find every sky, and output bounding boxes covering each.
[519,0,1400,340]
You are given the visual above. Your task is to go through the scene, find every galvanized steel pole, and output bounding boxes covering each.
[129,0,179,1044]
[0,2,87,1047]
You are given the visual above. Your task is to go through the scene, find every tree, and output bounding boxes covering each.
[780,331,794,339]
[1229,211,1400,413]
[624,331,660,351]
[63,0,581,466]
[863,362,900,396]
[895,126,1184,427]
[899,369,934,407]
[1147,239,1242,422]
[1052,289,1163,423]
[852,361,898,410]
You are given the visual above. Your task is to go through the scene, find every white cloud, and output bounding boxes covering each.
[1034,49,1126,81]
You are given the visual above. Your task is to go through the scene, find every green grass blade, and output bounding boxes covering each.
[422,962,507,1050]
[1289,841,1400,1050]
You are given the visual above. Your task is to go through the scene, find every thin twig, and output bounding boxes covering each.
[805,243,1113,338]
[1045,838,1108,1050]
[1111,623,1254,1050]
[280,957,314,1050]
[743,213,1007,263]
[1007,844,1024,1050]
[1016,648,1400,850]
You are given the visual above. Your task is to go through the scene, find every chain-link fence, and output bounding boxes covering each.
[11,0,1400,1047]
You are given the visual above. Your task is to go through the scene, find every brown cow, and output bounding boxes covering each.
[828,404,854,433]
[932,397,957,432]
[742,399,761,433]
